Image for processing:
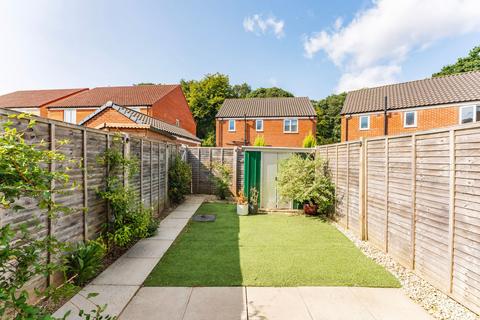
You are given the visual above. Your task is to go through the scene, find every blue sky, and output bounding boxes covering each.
[0,0,479,99]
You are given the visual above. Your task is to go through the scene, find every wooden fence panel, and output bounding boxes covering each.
[387,136,413,267]
[366,138,387,250]
[414,131,451,291]
[336,144,349,227]
[348,142,360,236]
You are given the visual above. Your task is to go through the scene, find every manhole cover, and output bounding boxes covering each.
[192,214,216,222]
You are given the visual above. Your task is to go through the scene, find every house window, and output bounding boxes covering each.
[404,111,417,128]
[64,109,76,124]
[460,105,480,124]
[176,119,180,127]
[284,119,298,133]
[256,119,263,131]
[228,119,236,132]
[359,115,370,130]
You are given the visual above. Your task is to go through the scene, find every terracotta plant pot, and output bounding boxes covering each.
[303,203,318,215]
[248,204,258,214]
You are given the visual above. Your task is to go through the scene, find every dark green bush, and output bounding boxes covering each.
[211,162,232,199]
[65,240,106,286]
[168,155,192,204]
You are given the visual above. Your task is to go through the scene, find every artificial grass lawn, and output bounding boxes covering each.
[145,203,400,287]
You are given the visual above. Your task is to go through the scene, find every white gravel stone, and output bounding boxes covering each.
[333,222,479,320]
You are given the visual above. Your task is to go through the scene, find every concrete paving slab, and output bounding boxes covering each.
[298,287,374,320]
[350,287,432,320]
[79,284,138,316]
[119,287,192,320]
[247,287,312,320]
[183,287,247,320]
[92,257,159,286]
[160,217,189,228]
[53,301,82,319]
[150,226,184,240]
[168,210,196,219]
[125,239,172,258]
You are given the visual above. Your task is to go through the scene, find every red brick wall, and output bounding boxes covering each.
[47,108,97,124]
[216,118,316,147]
[150,86,196,136]
[82,108,132,127]
[342,106,459,141]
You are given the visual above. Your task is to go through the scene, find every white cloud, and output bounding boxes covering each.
[243,14,285,39]
[303,0,480,92]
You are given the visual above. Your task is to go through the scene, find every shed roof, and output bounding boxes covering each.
[216,97,316,118]
[342,71,480,115]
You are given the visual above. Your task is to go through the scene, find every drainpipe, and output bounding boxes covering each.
[345,115,350,142]
[384,96,388,136]
[244,113,247,146]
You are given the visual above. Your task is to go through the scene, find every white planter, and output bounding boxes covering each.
[237,204,249,216]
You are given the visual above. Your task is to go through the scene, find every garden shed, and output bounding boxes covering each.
[243,146,315,210]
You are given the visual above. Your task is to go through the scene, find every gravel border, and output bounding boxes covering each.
[333,222,479,320]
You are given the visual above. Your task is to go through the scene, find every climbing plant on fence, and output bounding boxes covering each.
[0,114,113,319]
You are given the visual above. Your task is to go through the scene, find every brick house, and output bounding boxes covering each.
[215,97,317,147]
[341,71,480,142]
[47,84,196,136]
[80,102,201,146]
[0,88,88,116]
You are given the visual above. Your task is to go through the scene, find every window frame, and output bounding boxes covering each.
[459,105,479,124]
[283,118,298,133]
[255,119,264,132]
[403,110,417,128]
[228,119,236,132]
[63,109,77,124]
[359,115,370,130]
[176,119,180,127]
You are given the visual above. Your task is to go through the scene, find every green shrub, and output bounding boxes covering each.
[277,154,335,215]
[66,240,106,286]
[302,132,317,148]
[211,161,232,199]
[168,155,192,204]
[253,135,266,146]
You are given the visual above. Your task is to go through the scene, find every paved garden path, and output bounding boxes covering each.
[54,195,432,319]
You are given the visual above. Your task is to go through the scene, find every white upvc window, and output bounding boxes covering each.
[459,105,480,124]
[64,109,77,124]
[283,118,298,133]
[255,119,264,132]
[176,119,180,127]
[359,115,370,130]
[404,111,417,128]
[228,119,236,132]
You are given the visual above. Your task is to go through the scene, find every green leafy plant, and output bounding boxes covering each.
[253,135,266,146]
[277,154,335,215]
[65,240,106,286]
[302,132,317,148]
[168,155,192,204]
[249,187,259,205]
[211,162,232,200]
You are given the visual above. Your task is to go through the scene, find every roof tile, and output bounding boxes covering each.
[0,88,87,108]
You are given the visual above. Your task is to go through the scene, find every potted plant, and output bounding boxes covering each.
[249,187,259,214]
[277,154,335,216]
[236,191,249,216]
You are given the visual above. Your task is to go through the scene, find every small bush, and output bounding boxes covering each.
[302,132,317,148]
[65,240,106,286]
[211,162,232,199]
[168,155,192,204]
[253,135,266,146]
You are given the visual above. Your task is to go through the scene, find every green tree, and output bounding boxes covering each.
[246,87,293,98]
[315,93,346,145]
[433,45,480,77]
[232,83,252,98]
[180,73,235,139]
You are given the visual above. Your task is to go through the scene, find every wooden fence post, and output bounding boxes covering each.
[140,139,144,204]
[123,135,130,187]
[150,141,153,209]
[82,129,88,242]
[158,143,161,213]
[346,143,350,229]
[359,137,367,240]
[335,145,339,216]
[196,148,201,193]
[106,134,111,227]
[165,144,169,207]
[47,123,56,287]
[385,137,389,253]
[410,134,417,269]
[447,129,456,293]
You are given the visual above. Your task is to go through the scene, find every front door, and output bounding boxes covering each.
[261,152,292,209]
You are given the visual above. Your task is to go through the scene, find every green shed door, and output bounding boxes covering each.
[244,151,261,204]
